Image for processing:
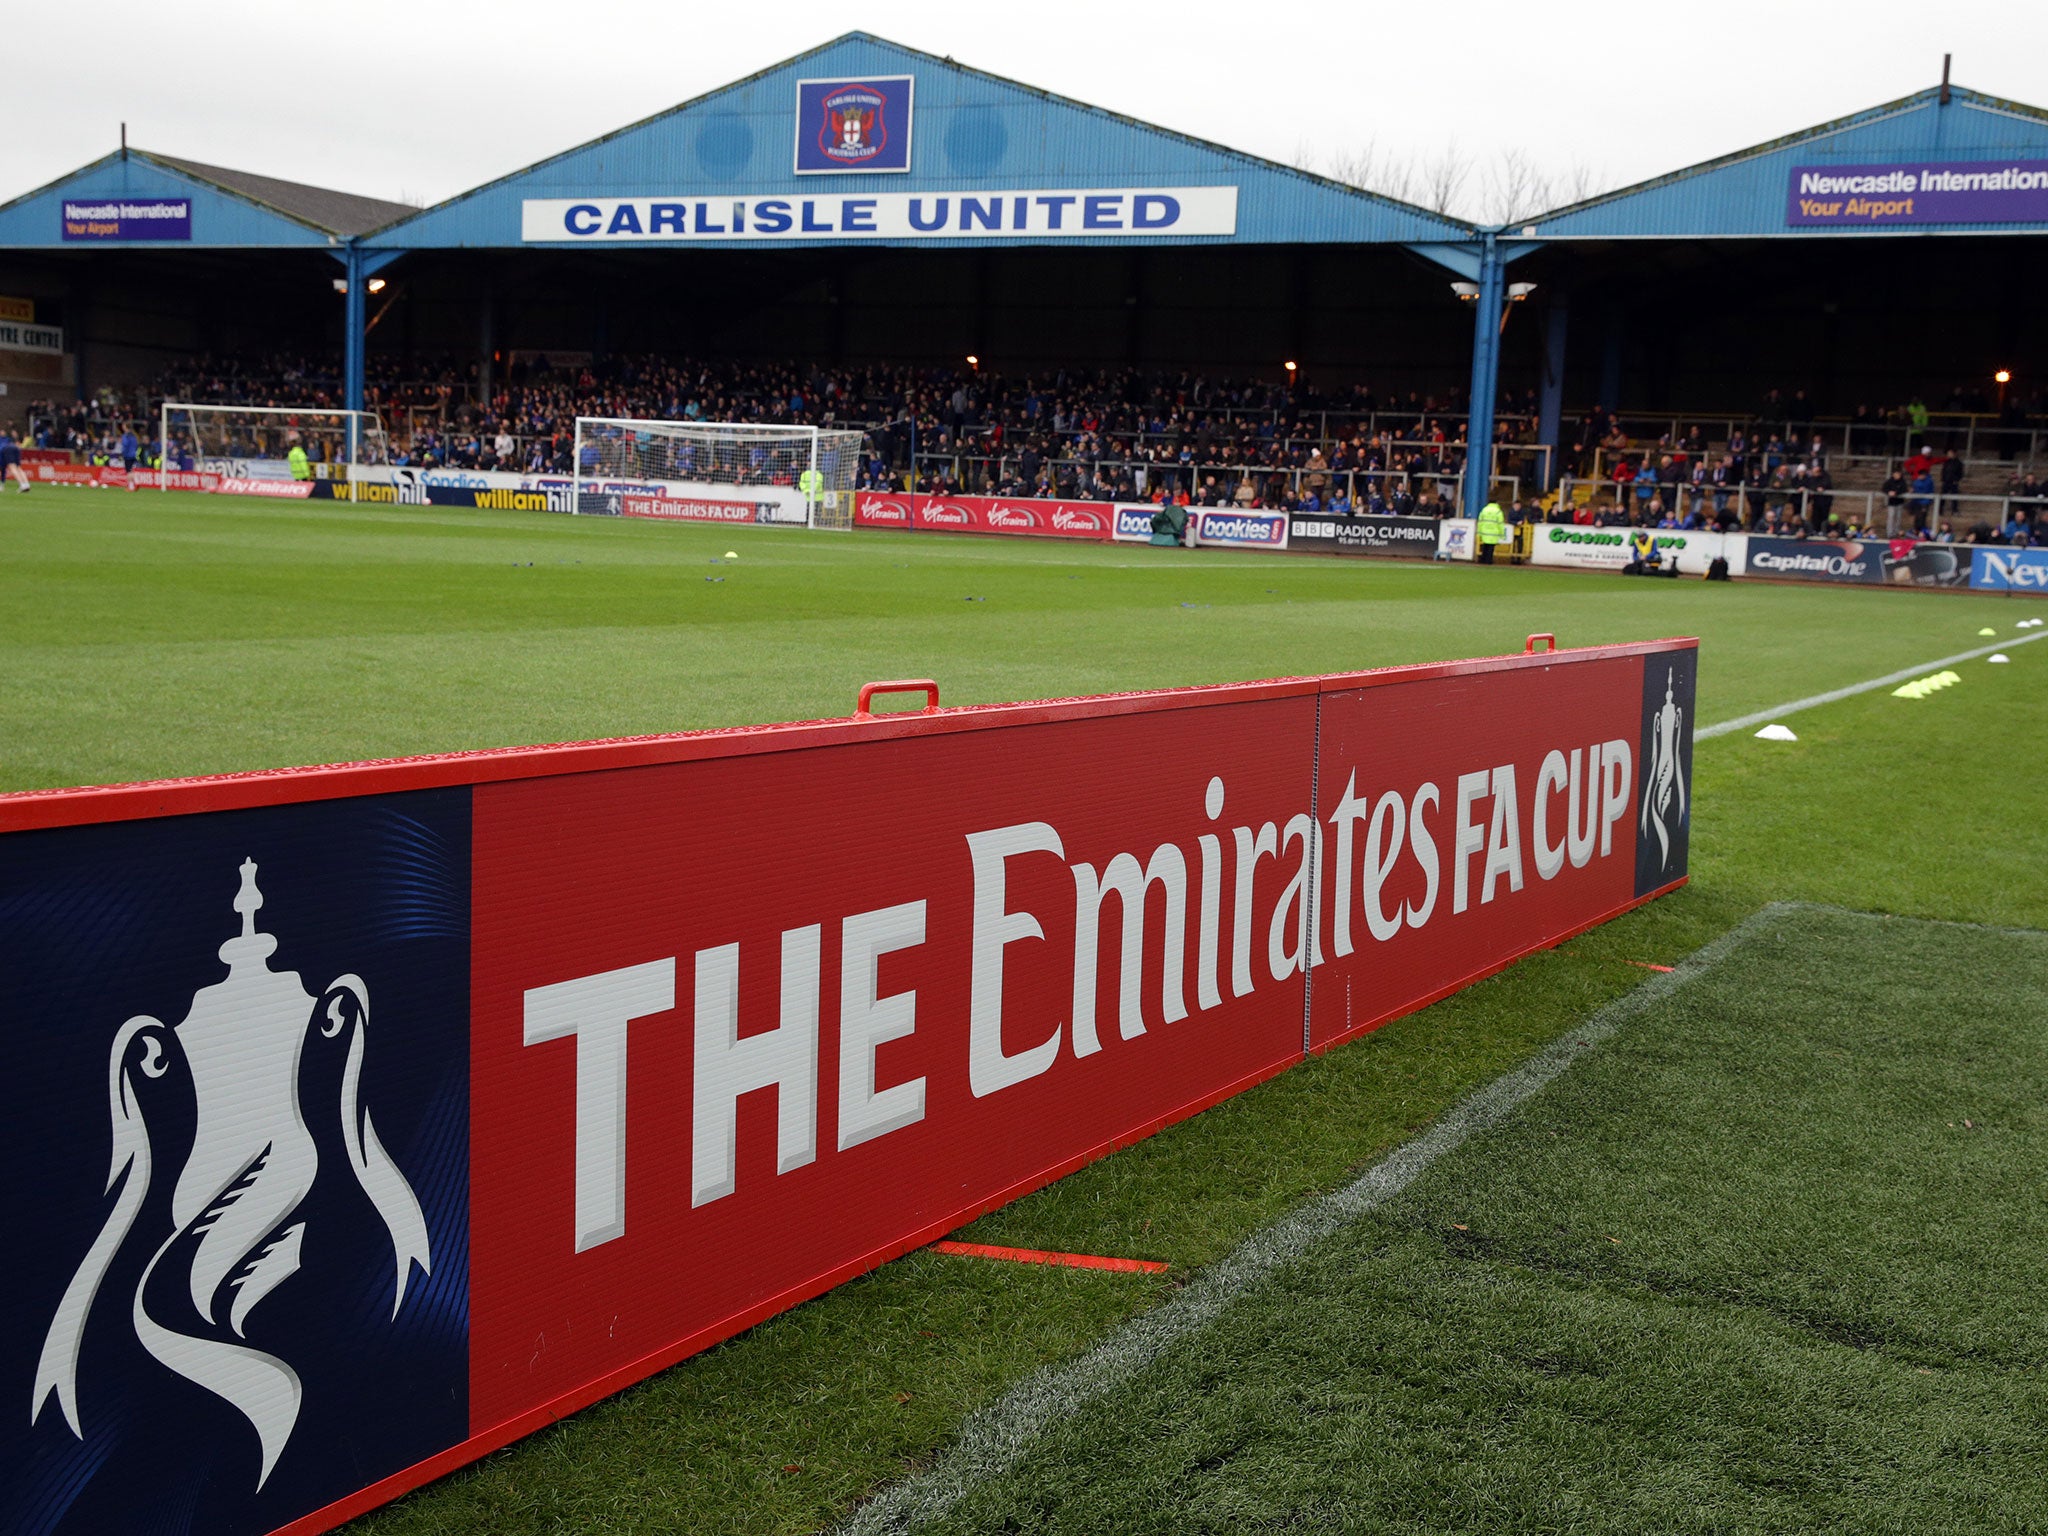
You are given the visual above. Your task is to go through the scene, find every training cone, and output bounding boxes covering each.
[1989,654,2011,664]
[1754,723,1798,741]
[725,551,739,560]
[1978,627,1997,636]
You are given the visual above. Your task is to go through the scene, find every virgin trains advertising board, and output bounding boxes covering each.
[1,638,1694,1536]
[854,492,1114,539]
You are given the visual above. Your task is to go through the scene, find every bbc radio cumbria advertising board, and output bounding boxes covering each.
[1,638,1696,1536]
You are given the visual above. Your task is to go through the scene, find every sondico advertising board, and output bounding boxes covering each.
[2,639,1694,1536]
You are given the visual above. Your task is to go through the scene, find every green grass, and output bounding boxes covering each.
[923,907,2048,1535]
[3,488,2043,1535]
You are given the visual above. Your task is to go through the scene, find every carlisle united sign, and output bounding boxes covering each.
[796,76,913,174]
[520,187,1239,242]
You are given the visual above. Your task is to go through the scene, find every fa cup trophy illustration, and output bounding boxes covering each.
[31,858,432,1489]
[1639,668,1688,869]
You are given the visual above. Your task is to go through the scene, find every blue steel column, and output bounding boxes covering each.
[343,245,367,466]
[1538,295,1569,490]
[1462,232,1505,521]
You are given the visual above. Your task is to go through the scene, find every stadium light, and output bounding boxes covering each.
[1507,282,1537,302]
[965,354,979,370]
[1450,282,1479,302]
[1284,360,1297,374]
[331,278,347,294]
[367,278,388,294]
[1995,369,2011,410]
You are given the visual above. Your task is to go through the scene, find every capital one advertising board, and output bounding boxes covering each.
[0,639,1693,1536]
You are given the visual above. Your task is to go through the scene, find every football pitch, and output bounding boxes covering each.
[6,491,2046,1534]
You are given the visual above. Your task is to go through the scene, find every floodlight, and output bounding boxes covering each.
[1450,282,1479,301]
[367,278,387,294]
[1507,282,1538,302]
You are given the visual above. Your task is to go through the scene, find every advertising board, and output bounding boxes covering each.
[1191,509,1288,551]
[1530,524,1739,577]
[1286,514,1439,558]
[61,198,192,241]
[1744,536,1884,584]
[0,639,1694,1536]
[1787,160,2048,227]
[1113,503,1164,543]
[1969,546,2048,593]
[853,492,1114,540]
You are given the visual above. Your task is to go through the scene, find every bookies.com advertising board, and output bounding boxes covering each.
[2,639,1694,1536]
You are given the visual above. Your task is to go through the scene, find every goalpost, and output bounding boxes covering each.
[159,403,390,490]
[572,418,862,530]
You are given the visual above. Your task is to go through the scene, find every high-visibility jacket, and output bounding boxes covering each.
[797,469,823,497]
[1477,502,1508,544]
[287,445,311,481]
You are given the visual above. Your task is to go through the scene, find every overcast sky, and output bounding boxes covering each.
[6,0,2043,219]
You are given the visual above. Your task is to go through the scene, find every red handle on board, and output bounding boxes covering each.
[1525,633,1558,654]
[855,679,942,718]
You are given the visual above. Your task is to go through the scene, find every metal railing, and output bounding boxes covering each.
[1553,476,2044,539]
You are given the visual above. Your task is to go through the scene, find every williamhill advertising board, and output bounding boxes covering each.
[1,639,1695,1536]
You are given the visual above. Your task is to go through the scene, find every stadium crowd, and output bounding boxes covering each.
[19,351,2043,537]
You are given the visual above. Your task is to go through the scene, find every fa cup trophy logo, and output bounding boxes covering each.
[1639,668,1688,869]
[30,858,432,1490]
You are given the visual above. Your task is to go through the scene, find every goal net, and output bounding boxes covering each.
[159,403,390,489]
[572,418,862,530]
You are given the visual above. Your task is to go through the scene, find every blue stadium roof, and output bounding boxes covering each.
[0,147,416,249]
[1522,85,2048,240]
[365,32,1469,250]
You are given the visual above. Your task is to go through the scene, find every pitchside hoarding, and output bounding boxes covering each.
[1743,536,1884,584]
[1287,514,1439,558]
[854,492,1114,539]
[2,640,1693,1536]
[1531,525,1740,577]
[1970,546,2048,593]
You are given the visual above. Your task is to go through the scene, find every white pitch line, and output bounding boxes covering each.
[1697,631,2044,741]
[830,905,1787,1536]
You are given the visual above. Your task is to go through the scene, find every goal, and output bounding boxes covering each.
[572,418,862,530]
[159,403,390,490]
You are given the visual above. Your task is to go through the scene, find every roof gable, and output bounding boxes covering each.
[0,148,407,249]
[1526,86,2048,239]
[369,32,1467,249]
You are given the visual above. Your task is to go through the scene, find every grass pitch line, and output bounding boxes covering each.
[1698,631,2045,741]
[831,907,1788,1536]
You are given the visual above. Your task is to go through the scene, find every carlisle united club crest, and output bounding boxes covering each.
[819,82,890,166]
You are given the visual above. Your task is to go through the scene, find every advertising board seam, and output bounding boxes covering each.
[1306,875,1688,1055]
[0,642,1701,834]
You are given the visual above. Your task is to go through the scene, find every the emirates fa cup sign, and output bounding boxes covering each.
[3,637,1693,1536]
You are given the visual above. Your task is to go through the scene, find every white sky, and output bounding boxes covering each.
[5,0,2043,219]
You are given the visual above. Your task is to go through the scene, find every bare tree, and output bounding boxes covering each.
[1300,142,1608,224]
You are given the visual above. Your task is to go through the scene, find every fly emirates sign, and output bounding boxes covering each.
[470,646,1692,1425]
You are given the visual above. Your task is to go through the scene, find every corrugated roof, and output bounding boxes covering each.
[143,150,416,236]
[1523,84,2048,239]
[367,30,1469,248]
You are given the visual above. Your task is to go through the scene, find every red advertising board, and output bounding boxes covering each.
[855,491,1113,540]
[0,638,1693,1536]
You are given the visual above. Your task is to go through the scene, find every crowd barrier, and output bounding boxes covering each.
[30,467,2044,596]
[4,639,1695,1536]
[1434,518,2043,594]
